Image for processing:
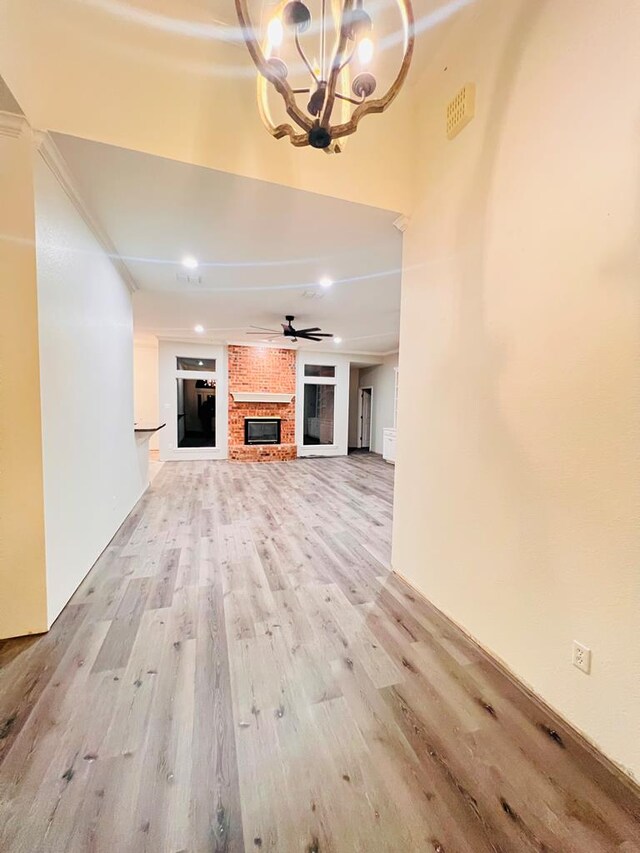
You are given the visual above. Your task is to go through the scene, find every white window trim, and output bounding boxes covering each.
[158,341,228,461]
[296,352,349,457]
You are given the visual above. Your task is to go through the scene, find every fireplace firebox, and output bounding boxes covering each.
[244,418,281,445]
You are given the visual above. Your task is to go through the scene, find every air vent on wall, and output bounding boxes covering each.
[302,289,325,299]
[176,272,203,285]
[447,83,476,139]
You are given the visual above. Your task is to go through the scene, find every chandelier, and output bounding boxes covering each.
[234,0,415,152]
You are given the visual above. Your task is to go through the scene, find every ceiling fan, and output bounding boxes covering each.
[247,315,334,343]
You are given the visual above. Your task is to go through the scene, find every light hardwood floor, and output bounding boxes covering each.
[0,454,638,852]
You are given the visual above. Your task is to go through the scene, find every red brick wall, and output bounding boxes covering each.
[228,345,297,462]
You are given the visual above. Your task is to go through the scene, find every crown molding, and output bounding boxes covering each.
[393,214,410,233]
[0,110,29,139]
[32,130,139,294]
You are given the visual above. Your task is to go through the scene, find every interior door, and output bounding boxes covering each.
[360,388,372,449]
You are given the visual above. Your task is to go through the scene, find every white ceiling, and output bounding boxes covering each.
[52,133,403,354]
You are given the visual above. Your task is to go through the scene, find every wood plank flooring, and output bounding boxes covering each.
[0,454,638,852]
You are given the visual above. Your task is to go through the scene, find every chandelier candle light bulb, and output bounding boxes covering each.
[234,0,414,152]
[267,16,284,48]
[357,37,374,66]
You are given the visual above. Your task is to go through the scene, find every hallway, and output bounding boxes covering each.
[0,455,638,851]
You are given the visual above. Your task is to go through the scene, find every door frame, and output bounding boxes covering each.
[297,352,349,457]
[158,340,228,461]
[357,386,374,449]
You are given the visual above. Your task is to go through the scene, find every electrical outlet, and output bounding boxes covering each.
[572,641,591,674]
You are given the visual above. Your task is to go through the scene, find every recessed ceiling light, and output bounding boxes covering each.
[182,255,199,270]
[194,324,204,333]
[319,276,333,289]
[334,336,342,344]
[198,361,204,366]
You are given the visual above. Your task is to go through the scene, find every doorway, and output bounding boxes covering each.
[176,378,216,448]
[358,387,373,450]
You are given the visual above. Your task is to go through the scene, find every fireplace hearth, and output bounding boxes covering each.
[244,417,281,446]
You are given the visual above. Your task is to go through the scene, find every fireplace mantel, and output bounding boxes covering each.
[230,392,294,404]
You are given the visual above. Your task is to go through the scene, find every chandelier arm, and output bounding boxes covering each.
[320,0,356,128]
[269,122,313,145]
[338,42,357,73]
[257,77,310,143]
[295,31,319,83]
[235,0,313,132]
[329,0,415,140]
[320,0,326,80]
[335,92,365,107]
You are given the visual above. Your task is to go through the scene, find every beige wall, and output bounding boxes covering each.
[0,120,48,638]
[0,0,414,212]
[393,0,640,781]
[359,353,399,454]
[133,339,160,450]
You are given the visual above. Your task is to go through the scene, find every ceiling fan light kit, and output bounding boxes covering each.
[234,0,415,152]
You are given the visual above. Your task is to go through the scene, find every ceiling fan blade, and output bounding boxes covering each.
[249,326,281,333]
[299,335,323,341]
[306,332,333,337]
[294,327,321,334]
[246,331,281,335]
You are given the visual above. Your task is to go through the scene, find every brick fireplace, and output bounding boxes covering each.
[228,345,297,461]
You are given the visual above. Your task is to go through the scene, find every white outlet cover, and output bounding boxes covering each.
[572,641,591,674]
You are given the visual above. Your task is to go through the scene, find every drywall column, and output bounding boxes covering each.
[34,151,146,626]
[0,116,48,638]
[393,0,640,780]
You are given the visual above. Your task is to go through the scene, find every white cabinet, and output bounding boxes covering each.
[383,427,397,464]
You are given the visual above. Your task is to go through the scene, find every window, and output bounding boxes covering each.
[176,356,216,371]
[304,364,335,378]
[303,384,335,445]
[176,378,216,447]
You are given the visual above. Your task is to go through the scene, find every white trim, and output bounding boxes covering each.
[393,214,410,233]
[176,370,216,380]
[33,131,139,294]
[231,391,294,404]
[302,375,336,385]
[158,341,228,460]
[0,110,29,138]
[296,351,350,457]
[154,337,390,359]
